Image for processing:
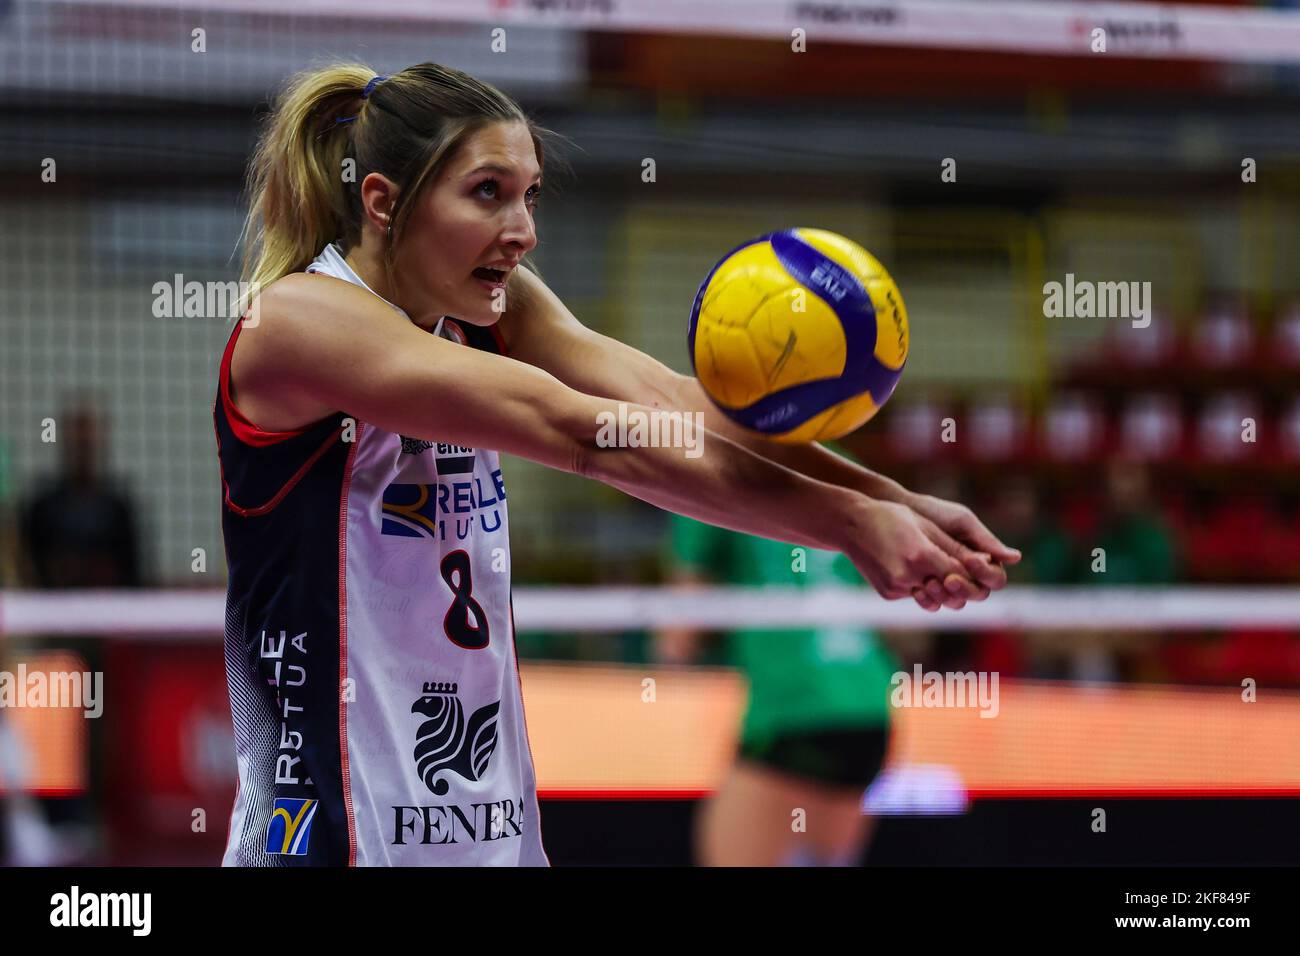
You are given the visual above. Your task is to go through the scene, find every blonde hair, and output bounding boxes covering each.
[239,61,549,293]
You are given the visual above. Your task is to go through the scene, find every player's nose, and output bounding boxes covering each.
[500,202,537,254]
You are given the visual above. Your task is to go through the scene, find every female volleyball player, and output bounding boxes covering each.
[216,62,1019,866]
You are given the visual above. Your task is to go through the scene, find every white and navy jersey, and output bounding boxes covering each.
[214,243,547,866]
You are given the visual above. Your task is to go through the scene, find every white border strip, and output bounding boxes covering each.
[4,587,1300,636]
[81,0,1300,64]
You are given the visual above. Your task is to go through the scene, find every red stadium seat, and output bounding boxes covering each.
[1217,630,1300,686]
[1190,305,1254,369]
[1195,392,1262,462]
[1038,393,1107,463]
[1186,499,1300,581]
[886,396,953,461]
[1268,301,1300,368]
[1119,392,1185,461]
[966,394,1030,462]
[1279,398,1300,462]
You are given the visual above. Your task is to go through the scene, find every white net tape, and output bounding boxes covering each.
[3,586,1299,637]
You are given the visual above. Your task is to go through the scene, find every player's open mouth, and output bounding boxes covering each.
[472,266,509,290]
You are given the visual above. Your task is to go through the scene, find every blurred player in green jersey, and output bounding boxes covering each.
[659,514,898,867]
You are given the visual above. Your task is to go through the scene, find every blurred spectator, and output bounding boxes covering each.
[6,400,128,864]
[19,401,142,589]
[1085,458,1179,585]
[987,476,1074,585]
[981,476,1074,680]
[1078,459,1181,682]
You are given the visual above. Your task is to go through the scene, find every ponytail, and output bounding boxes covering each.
[239,62,373,293]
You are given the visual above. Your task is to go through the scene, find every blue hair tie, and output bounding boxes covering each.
[335,76,387,125]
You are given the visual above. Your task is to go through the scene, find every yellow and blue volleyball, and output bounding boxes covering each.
[687,228,909,443]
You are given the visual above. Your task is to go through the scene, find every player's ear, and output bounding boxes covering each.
[359,172,400,238]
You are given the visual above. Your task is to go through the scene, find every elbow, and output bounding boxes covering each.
[566,430,597,481]
[544,392,604,481]
[557,400,641,487]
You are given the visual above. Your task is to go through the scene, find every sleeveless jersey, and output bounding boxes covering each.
[215,243,548,866]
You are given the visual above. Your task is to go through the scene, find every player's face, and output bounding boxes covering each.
[397,122,541,327]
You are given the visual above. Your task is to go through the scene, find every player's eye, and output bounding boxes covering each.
[474,178,540,211]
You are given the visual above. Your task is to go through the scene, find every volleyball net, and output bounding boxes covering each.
[4,585,1300,810]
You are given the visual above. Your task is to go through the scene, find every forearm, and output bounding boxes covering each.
[667,374,918,508]
[496,275,1017,605]
[500,268,917,513]
[568,396,865,554]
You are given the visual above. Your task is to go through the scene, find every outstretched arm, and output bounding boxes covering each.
[238,271,981,610]
[497,265,1020,608]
